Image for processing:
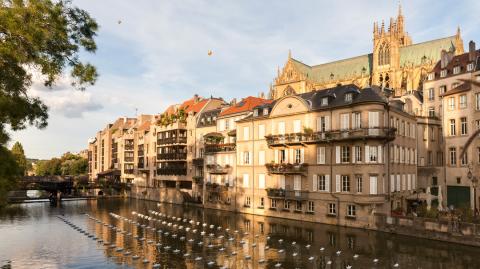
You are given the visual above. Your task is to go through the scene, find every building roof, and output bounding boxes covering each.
[430,49,480,80]
[137,120,151,132]
[218,96,272,117]
[440,82,471,97]
[290,36,460,83]
[197,108,222,128]
[399,36,458,66]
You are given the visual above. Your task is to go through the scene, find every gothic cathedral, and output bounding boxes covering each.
[270,6,464,99]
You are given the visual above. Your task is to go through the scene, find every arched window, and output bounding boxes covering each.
[378,43,390,66]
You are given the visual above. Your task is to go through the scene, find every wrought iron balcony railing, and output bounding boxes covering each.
[265,163,308,174]
[206,164,232,174]
[205,143,236,154]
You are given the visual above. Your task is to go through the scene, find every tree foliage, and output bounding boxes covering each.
[10,141,27,175]
[35,152,87,176]
[0,0,99,145]
[0,146,20,205]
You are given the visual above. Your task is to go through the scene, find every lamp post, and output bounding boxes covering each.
[467,164,478,215]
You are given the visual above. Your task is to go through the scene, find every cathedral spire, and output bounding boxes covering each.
[381,20,385,34]
[288,49,292,59]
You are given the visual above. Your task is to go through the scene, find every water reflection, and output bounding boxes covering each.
[1,199,480,269]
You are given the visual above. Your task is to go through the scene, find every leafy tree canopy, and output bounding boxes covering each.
[0,0,99,145]
[10,141,27,175]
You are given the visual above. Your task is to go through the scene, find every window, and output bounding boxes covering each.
[345,93,353,102]
[243,127,250,140]
[476,93,480,110]
[440,69,447,77]
[243,151,250,164]
[279,149,286,163]
[277,122,285,135]
[321,97,328,106]
[369,146,378,162]
[258,151,265,165]
[437,151,444,166]
[263,108,269,116]
[461,117,468,135]
[347,205,356,217]
[307,201,315,212]
[340,113,350,130]
[293,120,302,133]
[243,174,250,187]
[258,174,265,189]
[448,97,455,110]
[317,147,326,164]
[457,177,462,184]
[352,112,361,129]
[295,201,302,211]
[369,176,378,194]
[453,66,461,74]
[317,116,329,132]
[317,175,327,191]
[428,107,435,117]
[354,146,362,162]
[328,203,336,215]
[439,85,447,95]
[245,196,251,206]
[461,148,468,166]
[258,124,265,139]
[449,119,456,136]
[225,119,229,130]
[259,197,264,207]
[430,126,435,141]
[356,175,363,193]
[427,73,434,80]
[270,199,276,208]
[460,95,467,109]
[449,147,457,166]
[378,42,390,66]
[428,88,435,101]
[467,63,474,72]
[341,175,350,192]
[253,109,259,117]
[295,149,302,164]
[284,200,290,210]
[293,175,301,191]
[341,146,350,163]
[428,151,433,165]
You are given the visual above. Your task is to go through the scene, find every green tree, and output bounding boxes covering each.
[0,146,20,205]
[0,0,98,144]
[10,141,27,175]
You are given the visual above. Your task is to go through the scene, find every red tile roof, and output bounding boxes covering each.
[219,96,272,117]
[137,120,151,132]
[162,96,209,115]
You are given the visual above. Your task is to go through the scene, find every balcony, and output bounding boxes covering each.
[265,127,396,147]
[206,164,231,174]
[156,168,187,176]
[124,169,134,174]
[205,143,236,154]
[205,182,229,193]
[157,136,187,145]
[266,188,286,198]
[137,150,144,157]
[285,190,309,201]
[124,157,134,163]
[156,153,187,160]
[192,157,204,166]
[265,163,308,175]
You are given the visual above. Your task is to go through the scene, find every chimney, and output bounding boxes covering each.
[230,98,237,105]
[193,94,200,103]
[469,40,476,62]
[440,50,448,69]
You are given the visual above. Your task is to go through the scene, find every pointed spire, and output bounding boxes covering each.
[398,2,403,17]
[389,17,394,32]
[288,49,292,59]
[277,66,280,77]
[381,20,385,34]
[373,21,378,34]
[456,26,461,37]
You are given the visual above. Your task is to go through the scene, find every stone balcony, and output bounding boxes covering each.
[265,163,308,175]
[265,127,396,147]
[204,143,236,154]
[206,164,232,174]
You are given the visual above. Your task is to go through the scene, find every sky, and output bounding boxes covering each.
[9,0,480,159]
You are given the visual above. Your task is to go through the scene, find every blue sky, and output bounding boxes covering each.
[10,0,480,159]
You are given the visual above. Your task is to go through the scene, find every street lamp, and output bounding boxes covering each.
[467,164,478,215]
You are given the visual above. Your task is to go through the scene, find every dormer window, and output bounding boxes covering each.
[263,108,269,116]
[440,69,447,78]
[321,97,329,106]
[427,73,435,80]
[344,93,353,102]
[467,63,474,72]
[453,66,460,75]
[253,109,258,117]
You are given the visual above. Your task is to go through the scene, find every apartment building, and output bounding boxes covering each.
[423,41,480,209]
[235,85,417,228]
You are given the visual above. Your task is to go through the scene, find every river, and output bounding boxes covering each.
[0,198,479,269]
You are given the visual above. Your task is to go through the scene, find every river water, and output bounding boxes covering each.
[0,198,479,269]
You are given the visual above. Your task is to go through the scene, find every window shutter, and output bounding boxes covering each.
[336,146,340,164]
[402,175,406,190]
[274,150,278,163]
[390,175,395,192]
[316,147,321,164]
[396,175,401,191]
[280,175,285,189]
[249,152,253,165]
[289,149,293,163]
[300,148,305,163]
[312,175,318,191]
[370,176,377,194]
[325,116,330,131]
[335,175,341,192]
[412,174,416,189]
[365,145,370,163]
[352,146,356,164]
[407,174,411,190]
[316,117,321,131]
[320,147,325,164]
[324,174,330,191]
[378,145,383,163]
